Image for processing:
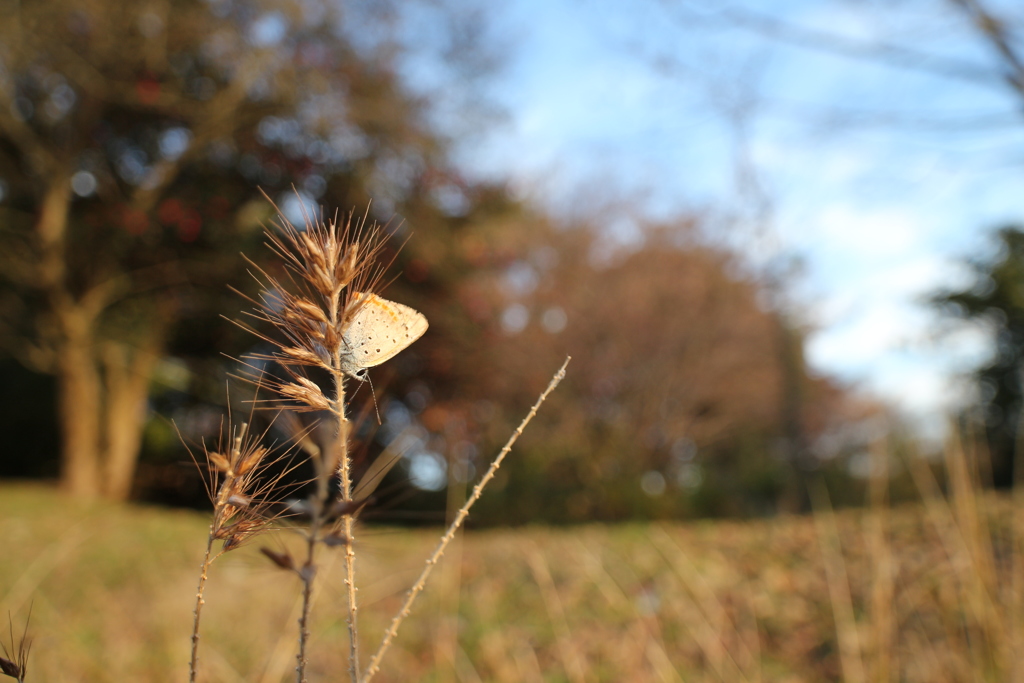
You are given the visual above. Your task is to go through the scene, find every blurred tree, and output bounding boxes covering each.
[0,0,497,500]
[401,213,873,523]
[934,226,1024,486]
[0,0,874,520]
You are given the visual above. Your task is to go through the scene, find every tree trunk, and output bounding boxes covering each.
[101,340,160,501]
[35,178,170,500]
[36,178,110,499]
[56,311,104,498]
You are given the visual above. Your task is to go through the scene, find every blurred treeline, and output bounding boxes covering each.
[0,0,894,523]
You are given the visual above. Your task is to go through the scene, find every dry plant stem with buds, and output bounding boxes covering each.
[226,201,566,683]
[360,356,570,683]
[236,206,392,683]
[189,420,282,683]
[189,424,246,683]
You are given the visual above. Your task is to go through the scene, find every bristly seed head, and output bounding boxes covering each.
[198,421,297,553]
[235,203,394,412]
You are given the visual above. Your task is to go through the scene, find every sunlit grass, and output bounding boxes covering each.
[2,482,1021,682]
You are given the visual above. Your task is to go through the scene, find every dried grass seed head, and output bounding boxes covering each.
[264,209,387,304]
[249,209,393,381]
[201,422,302,550]
[278,377,333,412]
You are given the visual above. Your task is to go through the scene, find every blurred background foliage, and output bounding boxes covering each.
[0,0,978,524]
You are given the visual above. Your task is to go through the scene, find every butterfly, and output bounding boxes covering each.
[340,292,428,379]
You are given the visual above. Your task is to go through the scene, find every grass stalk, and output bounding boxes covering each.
[649,525,752,682]
[190,531,219,683]
[0,609,32,683]
[359,356,570,683]
[809,480,865,683]
[331,365,358,682]
[1013,406,1024,679]
[866,435,893,683]
[190,422,258,682]
[524,539,587,683]
[187,409,296,683]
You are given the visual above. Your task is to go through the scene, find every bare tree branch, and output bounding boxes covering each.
[679,1,1004,85]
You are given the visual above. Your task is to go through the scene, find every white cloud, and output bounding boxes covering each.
[807,302,923,372]
[814,204,923,260]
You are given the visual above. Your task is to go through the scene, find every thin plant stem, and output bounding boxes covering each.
[296,431,329,683]
[296,528,316,683]
[866,434,893,683]
[331,364,359,683]
[523,540,587,683]
[190,422,248,683]
[190,532,220,683]
[810,480,866,683]
[360,357,570,683]
[1013,395,1024,680]
[342,512,358,678]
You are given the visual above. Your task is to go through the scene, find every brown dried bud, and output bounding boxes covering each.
[278,379,332,411]
[235,446,268,476]
[311,264,333,297]
[220,518,266,550]
[302,233,322,263]
[226,494,251,508]
[221,534,243,551]
[281,346,327,367]
[1,656,22,678]
[323,324,340,354]
[292,297,328,324]
[323,531,351,547]
[208,452,230,473]
[336,242,359,287]
[260,547,296,571]
[213,524,232,540]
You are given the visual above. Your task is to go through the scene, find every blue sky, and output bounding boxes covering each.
[424,0,1024,434]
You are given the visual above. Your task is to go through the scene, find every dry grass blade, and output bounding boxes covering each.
[648,526,753,682]
[905,441,1008,675]
[810,480,865,683]
[1013,414,1024,681]
[866,435,894,683]
[523,540,588,683]
[351,435,409,504]
[359,356,570,683]
[572,538,682,683]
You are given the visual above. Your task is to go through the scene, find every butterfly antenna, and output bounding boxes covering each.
[367,373,383,425]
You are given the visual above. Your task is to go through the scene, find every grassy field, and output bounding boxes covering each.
[1,481,1020,683]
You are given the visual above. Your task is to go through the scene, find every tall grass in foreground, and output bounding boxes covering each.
[805,431,1024,683]
[182,401,1024,683]
[186,204,567,683]
[3,458,1024,681]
